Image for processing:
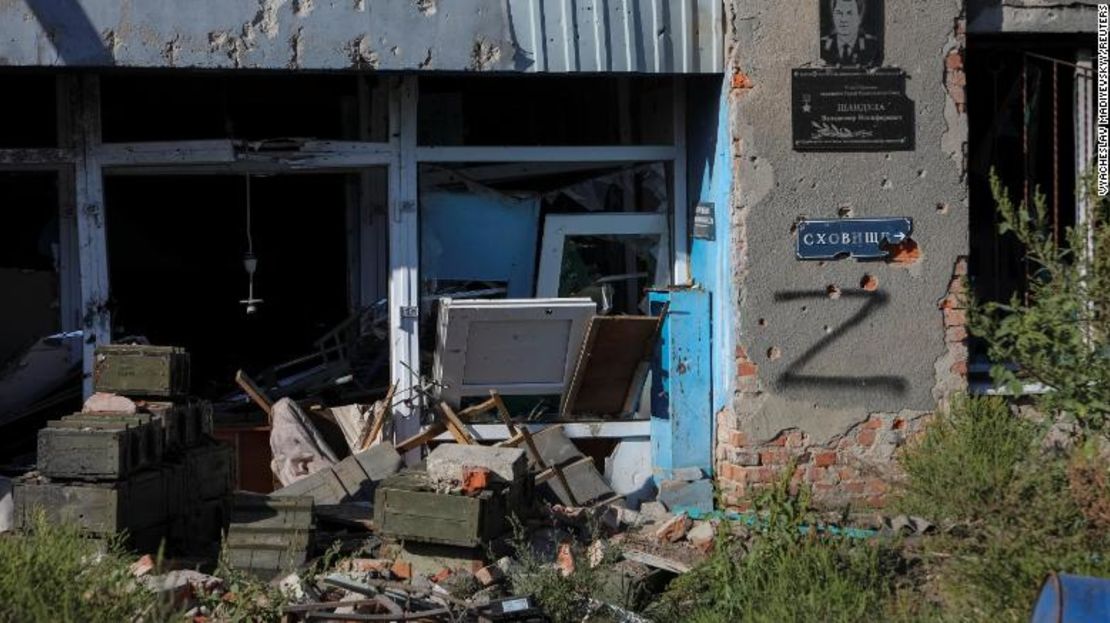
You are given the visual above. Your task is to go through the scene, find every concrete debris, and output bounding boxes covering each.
[130,554,155,578]
[670,466,706,482]
[474,562,505,586]
[686,520,718,553]
[555,542,575,577]
[426,443,527,487]
[881,514,936,536]
[638,501,670,523]
[588,539,608,568]
[658,477,714,514]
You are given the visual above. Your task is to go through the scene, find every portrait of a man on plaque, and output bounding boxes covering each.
[820,0,883,67]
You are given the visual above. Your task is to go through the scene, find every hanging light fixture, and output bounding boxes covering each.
[240,175,263,314]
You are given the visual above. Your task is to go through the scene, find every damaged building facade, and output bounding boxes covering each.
[0,1,1097,509]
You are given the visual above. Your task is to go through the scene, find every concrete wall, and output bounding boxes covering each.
[967,0,1099,33]
[0,0,721,73]
[716,0,970,508]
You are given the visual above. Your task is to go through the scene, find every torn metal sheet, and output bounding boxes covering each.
[795,217,914,260]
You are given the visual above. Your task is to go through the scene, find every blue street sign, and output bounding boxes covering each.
[796,217,913,260]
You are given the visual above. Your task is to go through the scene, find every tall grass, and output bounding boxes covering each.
[650,470,901,623]
[897,395,1035,522]
[0,513,177,623]
[897,396,1110,622]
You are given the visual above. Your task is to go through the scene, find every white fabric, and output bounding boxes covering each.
[269,398,340,486]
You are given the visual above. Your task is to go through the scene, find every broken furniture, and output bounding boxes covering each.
[14,345,232,554]
[433,297,596,407]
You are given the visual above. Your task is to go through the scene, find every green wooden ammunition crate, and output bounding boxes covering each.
[93,345,190,398]
[183,442,234,502]
[41,414,162,480]
[374,471,518,548]
[225,494,314,580]
[14,470,168,536]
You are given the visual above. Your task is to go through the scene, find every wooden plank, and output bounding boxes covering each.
[622,549,692,574]
[235,369,273,421]
[394,422,447,453]
[491,391,577,506]
[358,383,395,450]
[437,402,475,445]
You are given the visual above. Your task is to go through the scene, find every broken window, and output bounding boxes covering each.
[104,172,389,400]
[0,172,61,363]
[417,160,672,420]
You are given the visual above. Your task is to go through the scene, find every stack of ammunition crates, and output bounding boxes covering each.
[14,345,233,555]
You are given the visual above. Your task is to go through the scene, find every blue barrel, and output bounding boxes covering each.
[1030,573,1110,623]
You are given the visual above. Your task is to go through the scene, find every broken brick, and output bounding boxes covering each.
[813,452,837,467]
[390,560,412,581]
[555,542,575,577]
[654,513,692,543]
[475,563,504,587]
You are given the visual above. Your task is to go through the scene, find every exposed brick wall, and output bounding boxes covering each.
[715,414,930,510]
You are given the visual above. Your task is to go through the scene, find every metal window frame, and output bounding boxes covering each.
[534,212,671,298]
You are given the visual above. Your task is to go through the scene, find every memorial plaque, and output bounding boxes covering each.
[796,217,912,260]
[792,68,914,152]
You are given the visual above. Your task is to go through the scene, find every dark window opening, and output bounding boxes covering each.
[104,174,369,399]
[968,36,1090,306]
[417,75,673,146]
[0,171,61,365]
[967,35,1094,373]
[0,73,58,148]
[100,72,386,143]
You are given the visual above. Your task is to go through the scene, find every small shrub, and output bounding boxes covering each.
[651,469,901,623]
[969,170,1110,433]
[504,516,626,623]
[936,457,1110,622]
[0,513,178,623]
[197,542,291,623]
[896,395,1035,522]
[897,397,1110,622]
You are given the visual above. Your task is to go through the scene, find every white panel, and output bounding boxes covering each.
[434,298,596,406]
